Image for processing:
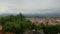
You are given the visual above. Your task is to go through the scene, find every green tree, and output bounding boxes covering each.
[4,20,32,34]
[3,13,32,34]
[0,17,6,25]
[42,25,58,34]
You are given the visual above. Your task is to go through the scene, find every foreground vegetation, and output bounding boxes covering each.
[0,13,60,34]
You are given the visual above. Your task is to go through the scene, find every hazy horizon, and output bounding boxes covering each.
[0,0,60,14]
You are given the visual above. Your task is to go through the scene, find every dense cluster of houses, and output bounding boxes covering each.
[28,17,60,25]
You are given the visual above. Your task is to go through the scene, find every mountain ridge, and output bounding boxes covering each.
[0,12,60,17]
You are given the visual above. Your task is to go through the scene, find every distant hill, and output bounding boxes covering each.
[0,13,9,16]
[0,12,60,17]
[24,12,60,18]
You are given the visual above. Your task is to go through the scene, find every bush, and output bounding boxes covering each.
[3,13,32,34]
[42,24,60,34]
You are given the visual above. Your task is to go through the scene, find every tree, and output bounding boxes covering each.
[3,20,32,34]
[0,17,6,25]
[42,25,58,34]
[3,13,32,34]
[36,23,44,31]
[3,22,21,34]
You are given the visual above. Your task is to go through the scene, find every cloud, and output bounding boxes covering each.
[0,0,60,14]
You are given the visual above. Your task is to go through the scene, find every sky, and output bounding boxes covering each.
[0,0,60,14]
